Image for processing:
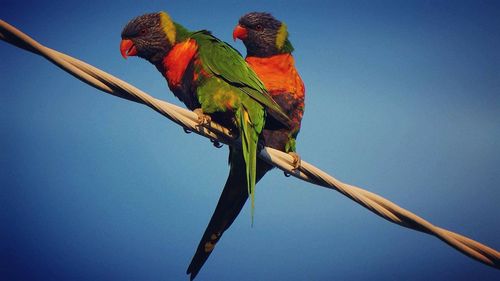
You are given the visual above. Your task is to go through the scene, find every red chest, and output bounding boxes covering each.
[162,39,198,88]
[245,54,305,99]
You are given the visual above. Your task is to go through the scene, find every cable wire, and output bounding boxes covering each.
[1,19,498,269]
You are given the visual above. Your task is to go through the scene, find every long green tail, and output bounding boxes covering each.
[236,106,259,225]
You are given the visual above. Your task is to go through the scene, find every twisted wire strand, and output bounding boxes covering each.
[1,19,498,269]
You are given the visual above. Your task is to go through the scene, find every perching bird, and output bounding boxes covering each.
[119,10,289,268]
[187,12,305,280]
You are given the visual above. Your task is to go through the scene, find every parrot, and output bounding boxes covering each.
[119,10,290,272]
[187,12,305,280]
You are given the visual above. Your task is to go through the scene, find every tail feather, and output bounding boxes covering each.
[187,106,264,280]
[238,107,259,224]
[186,149,272,280]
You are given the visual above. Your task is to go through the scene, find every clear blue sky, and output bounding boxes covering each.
[1,1,499,280]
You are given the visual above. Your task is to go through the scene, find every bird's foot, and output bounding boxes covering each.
[210,139,223,148]
[283,152,301,177]
[193,108,211,127]
[289,152,301,170]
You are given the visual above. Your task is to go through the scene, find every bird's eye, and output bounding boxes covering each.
[140,29,147,35]
[255,24,263,31]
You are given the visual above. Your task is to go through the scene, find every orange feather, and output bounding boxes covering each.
[162,39,198,88]
[245,54,305,101]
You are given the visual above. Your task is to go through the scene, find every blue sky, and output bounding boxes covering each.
[1,1,499,280]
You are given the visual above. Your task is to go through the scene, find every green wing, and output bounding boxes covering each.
[191,31,290,126]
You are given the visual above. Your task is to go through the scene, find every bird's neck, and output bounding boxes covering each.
[149,50,168,66]
[246,38,294,57]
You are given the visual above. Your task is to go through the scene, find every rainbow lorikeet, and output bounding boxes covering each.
[119,8,289,259]
[187,12,305,279]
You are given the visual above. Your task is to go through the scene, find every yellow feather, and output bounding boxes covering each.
[275,22,288,50]
[244,108,252,125]
[159,11,176,45]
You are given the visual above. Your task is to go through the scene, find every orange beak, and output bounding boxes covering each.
[120,39,138,59]
[232,25,248,41]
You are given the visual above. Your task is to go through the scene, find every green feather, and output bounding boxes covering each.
[190,30,291,126]
[280,38,295,54]
[235,105,263,224]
